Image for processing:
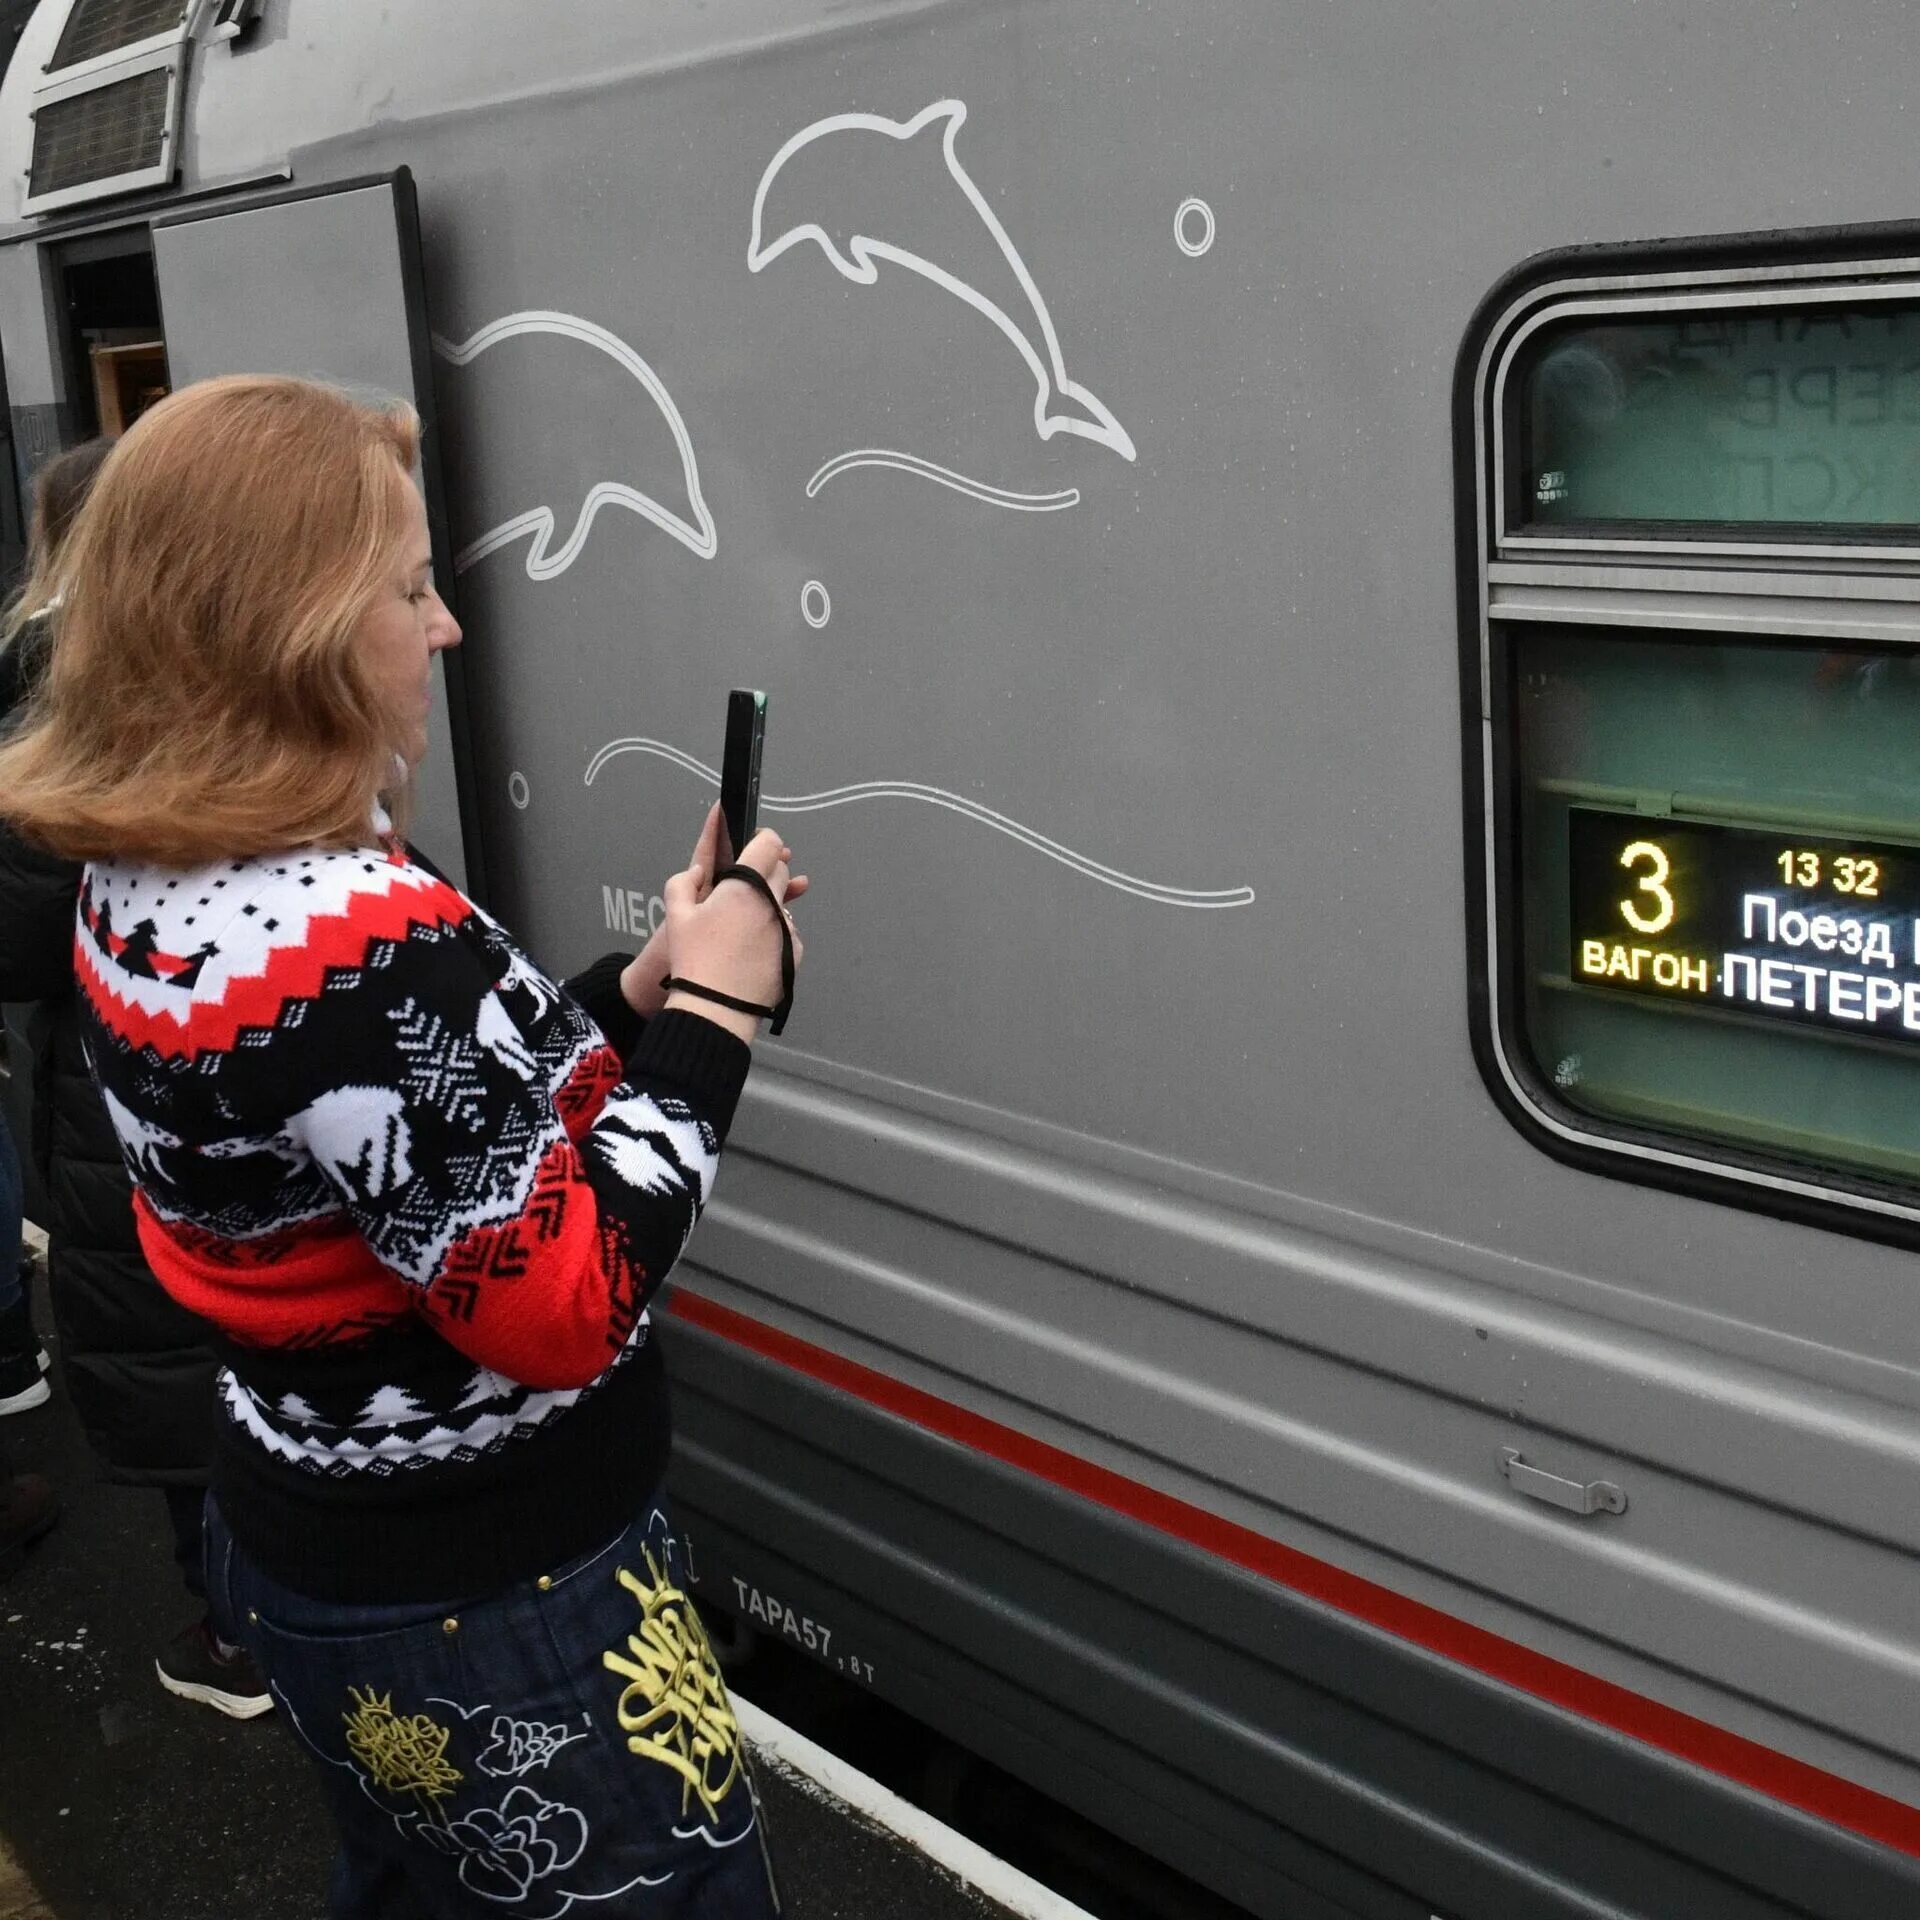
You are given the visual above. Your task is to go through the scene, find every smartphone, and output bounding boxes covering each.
[718,688,767,869]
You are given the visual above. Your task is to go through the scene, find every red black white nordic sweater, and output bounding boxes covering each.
[73,836,749,1602]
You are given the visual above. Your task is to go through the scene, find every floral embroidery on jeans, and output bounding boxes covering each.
[416,1786,589,1903]
[316,1691,668,1914]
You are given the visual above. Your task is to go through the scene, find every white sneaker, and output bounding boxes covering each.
[156,1617,275,1719]
[0,1361,50,1416]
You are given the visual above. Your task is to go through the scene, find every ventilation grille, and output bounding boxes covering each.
[29,66,170,198]
[48,0,187,72]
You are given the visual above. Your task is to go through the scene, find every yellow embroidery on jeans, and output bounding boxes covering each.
[343,1687,464,1813]
[602,1552,742,1820]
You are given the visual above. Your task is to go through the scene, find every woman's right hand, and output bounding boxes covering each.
[660,826,805,1042]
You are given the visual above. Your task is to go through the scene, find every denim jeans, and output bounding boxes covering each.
[0,1107,23,1320]
[208,1496,779,1920]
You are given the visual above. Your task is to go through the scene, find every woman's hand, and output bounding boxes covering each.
[619,806,721,1019]
[661,825,806,1042]
[620,804,806,1028]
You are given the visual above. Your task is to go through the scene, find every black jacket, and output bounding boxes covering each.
[0,623,216,1484]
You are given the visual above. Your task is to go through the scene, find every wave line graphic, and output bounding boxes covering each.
[584,737,1255,910]
[806,449,1080,513]
[433,311,717,577]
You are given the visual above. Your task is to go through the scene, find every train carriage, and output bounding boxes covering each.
[4,5,1920,1916]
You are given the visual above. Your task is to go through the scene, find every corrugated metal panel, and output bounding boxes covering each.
[47,0,186,71]
[28,65,168,197]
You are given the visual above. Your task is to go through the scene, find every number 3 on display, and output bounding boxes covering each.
[1618,840,1676,934]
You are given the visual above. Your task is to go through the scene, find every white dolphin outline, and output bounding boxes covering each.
[749,100,1137,463]
[432,311,718,578]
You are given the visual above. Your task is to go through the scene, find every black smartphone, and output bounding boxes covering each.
[718,688,767,869]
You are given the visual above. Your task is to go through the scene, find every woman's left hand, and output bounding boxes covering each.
[619,802,808,1018]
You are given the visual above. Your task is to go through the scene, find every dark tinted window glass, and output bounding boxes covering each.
[1513,625,1920,1188]
[1521,305,1920,531]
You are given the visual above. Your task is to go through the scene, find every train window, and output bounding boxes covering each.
[1512,626,1920,1189]
[1518,302,1920,534]
[1462,242,1920,1237]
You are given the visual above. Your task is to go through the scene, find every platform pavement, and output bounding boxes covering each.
[0,1258,1011,1920]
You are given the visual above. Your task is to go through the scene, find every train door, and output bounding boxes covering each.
[54,225,166,441]
[148,171,482,896]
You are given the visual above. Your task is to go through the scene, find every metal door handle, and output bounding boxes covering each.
[1499,1448,1625,1516]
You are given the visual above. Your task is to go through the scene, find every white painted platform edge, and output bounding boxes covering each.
[734,1695,1100,1920]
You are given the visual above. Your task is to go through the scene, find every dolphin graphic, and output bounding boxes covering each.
[749,99,1136,463]
[432,311,717,579]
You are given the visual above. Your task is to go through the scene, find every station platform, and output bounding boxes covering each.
[0,1254,1079,1920]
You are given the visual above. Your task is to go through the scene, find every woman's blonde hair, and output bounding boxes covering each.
[0,375,421,865]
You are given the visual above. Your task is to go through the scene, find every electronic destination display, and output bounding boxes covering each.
[1568,807,1920,1044]
[1524,302,1920,529]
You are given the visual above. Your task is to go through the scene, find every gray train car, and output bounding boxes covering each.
[3,4,1920,1916]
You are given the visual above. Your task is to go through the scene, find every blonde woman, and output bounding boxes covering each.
[0,376,801,1918]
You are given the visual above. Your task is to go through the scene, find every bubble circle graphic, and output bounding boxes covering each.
[801,580,832,629]
[507,771,530,811]
[1175,197,1216,259]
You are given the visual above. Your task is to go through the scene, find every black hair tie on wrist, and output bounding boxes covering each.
[658,978,780,1023]
[661,863,796,1036]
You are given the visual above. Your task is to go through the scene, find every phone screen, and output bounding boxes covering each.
[718,688,767,869]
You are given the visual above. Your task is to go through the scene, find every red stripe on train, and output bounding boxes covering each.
[665,1288,1920,1859]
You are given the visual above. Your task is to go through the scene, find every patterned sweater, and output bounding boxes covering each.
[73,837,749,1602]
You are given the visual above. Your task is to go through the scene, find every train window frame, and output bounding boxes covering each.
[1456,223,1920,1246]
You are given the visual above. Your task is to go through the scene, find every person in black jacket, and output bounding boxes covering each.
[0,1079,50,1415]
[0,1100,59,1573]
[0,438,269,1713]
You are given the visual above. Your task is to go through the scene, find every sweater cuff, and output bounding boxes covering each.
[564,951,645,1060]
[627,1009,753,1139]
